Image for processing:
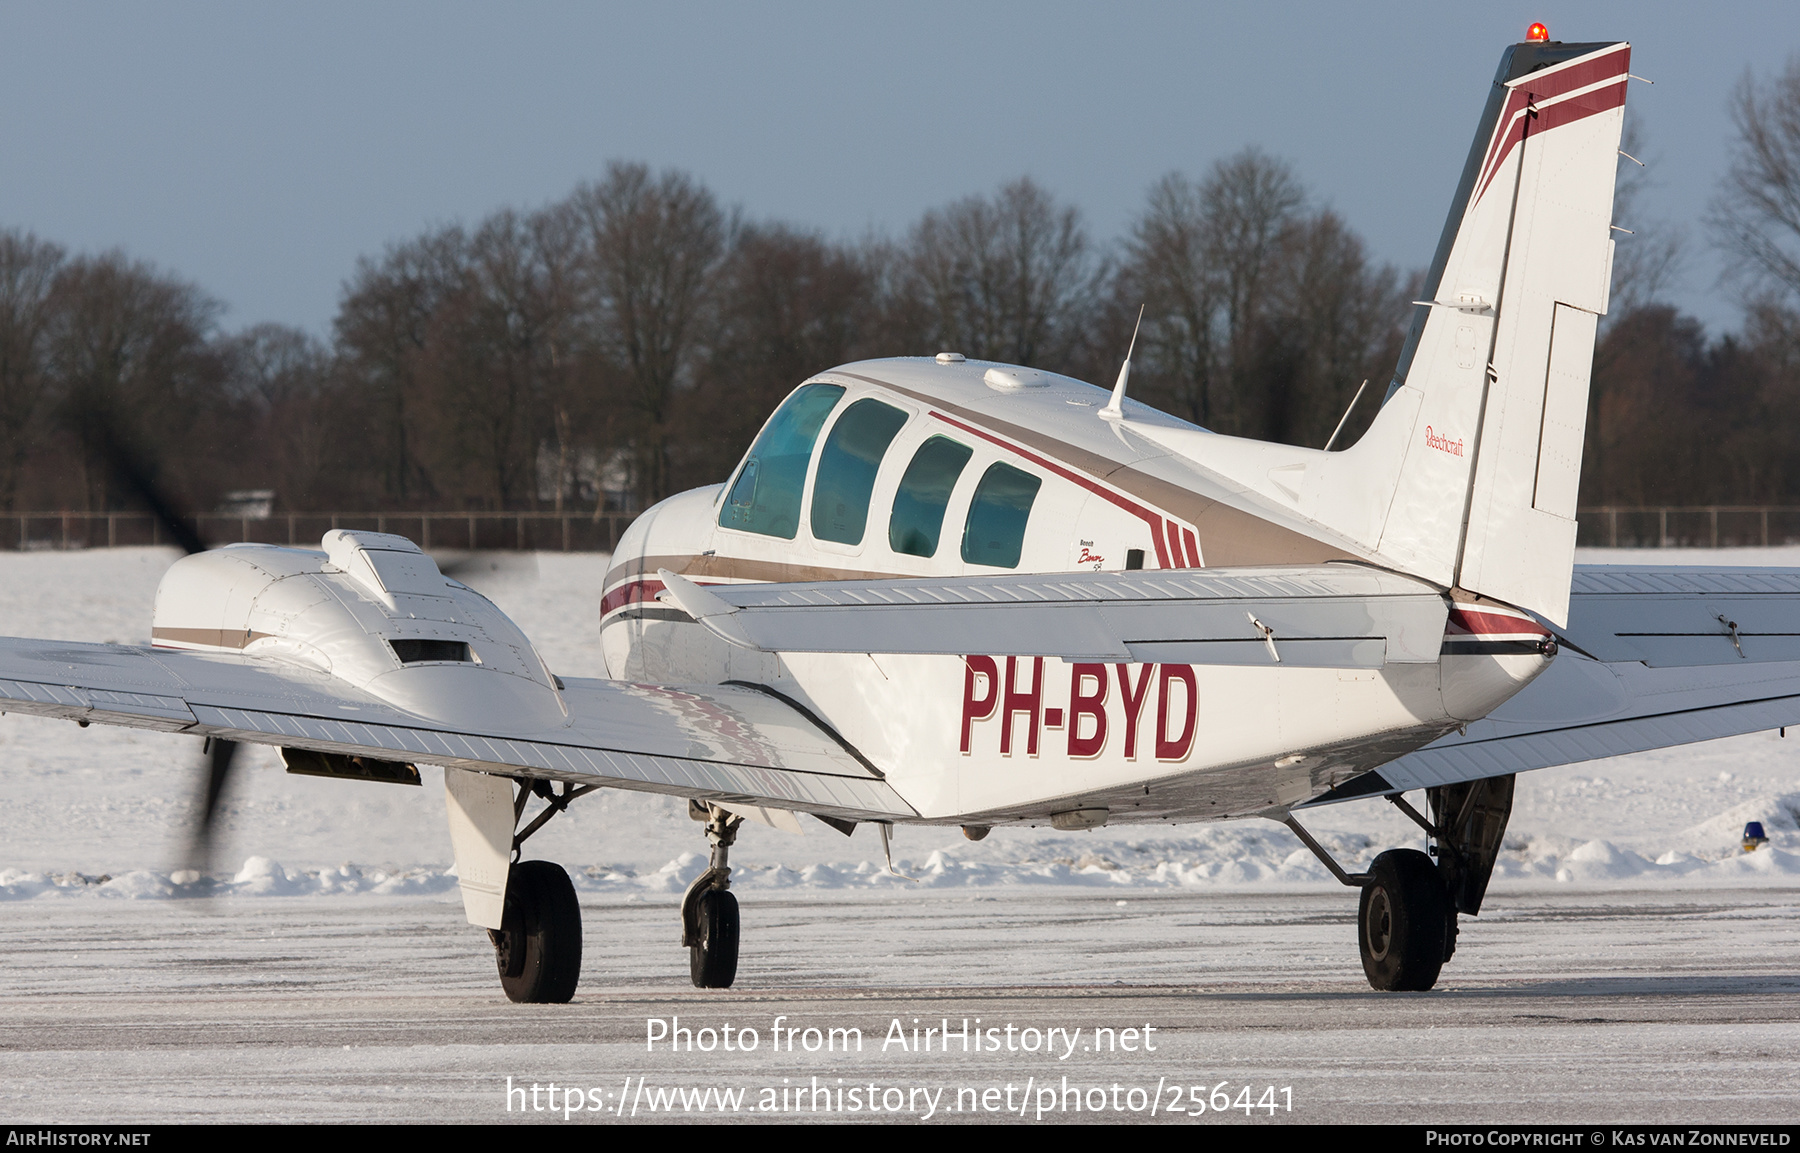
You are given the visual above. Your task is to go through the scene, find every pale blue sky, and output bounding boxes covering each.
[2,2,1794,338]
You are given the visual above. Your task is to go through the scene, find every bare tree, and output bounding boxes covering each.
[688,224,879,482]
[1264,210,1407,447]
[1711,55,1800,304]
[1607,121,1684,318]
[418,209,561,509]
[1121,173,1222,426]
[334,227,467,502]
[1207,149,1306,383]
[567,162,726,505]
[217,323,356,507]
[903,177,1100,370]
[45,253,223,511]
[0,232,65,509]
[1120,150,1306,435]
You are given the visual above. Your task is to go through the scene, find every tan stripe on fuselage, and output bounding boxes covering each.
[151,627,272,650]
[603,554,907,595]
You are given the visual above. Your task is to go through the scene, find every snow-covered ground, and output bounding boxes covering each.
[0,545,1796,902]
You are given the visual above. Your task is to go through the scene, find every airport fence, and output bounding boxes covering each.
[0,506,1793,553]
[0,510,641,553]
[1575,506,1800,548]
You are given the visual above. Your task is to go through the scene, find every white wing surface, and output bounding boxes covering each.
[0,637,911,820]
[658,564,1449,668]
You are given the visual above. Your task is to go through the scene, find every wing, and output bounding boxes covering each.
[657,563,1450,667]
[1322,566,1800,800]
[0,637,911,821]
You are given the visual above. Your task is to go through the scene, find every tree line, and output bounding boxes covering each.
[4,60,1800,517]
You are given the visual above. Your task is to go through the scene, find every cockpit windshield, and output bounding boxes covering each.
[719,384,845,539]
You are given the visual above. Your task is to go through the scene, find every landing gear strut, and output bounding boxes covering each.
[682,802,743,988]
[1283,772,1515,992]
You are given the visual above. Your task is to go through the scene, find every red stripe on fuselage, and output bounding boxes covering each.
[600,578,666,617]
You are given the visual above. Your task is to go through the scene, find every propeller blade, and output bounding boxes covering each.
[80,413,206,555]
[431,549,540,591]
[199,736,239,832]
[186,735,239,878]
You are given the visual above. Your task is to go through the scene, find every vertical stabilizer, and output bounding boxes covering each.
[1376,39,1629,627]
[1107,38,1628,627]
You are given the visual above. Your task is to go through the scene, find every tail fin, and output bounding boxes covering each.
[1113,38,1628,627]
[1374,38,1630,626]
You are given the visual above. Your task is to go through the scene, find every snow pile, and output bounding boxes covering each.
[4,803,1793,901]
[0,861,460,901]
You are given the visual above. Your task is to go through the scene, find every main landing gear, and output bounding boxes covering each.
[494,859,582,1003]
[489,779,595,1004]
[682,801,743,989]
[1284,773,1515,992]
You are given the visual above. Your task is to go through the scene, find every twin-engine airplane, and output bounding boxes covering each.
[5,31,1795,1000]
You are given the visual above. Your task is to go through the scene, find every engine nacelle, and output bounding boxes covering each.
[151,529,567,733]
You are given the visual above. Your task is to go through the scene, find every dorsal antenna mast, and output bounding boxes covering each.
[1098,305,1146,420]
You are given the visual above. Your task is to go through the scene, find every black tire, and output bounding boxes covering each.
[688,888,740,989]
[1357,848,1448,992]
[495,860,582,1003]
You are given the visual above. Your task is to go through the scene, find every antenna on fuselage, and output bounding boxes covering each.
[1098,305,1145,421]
[1322,379,1371,452]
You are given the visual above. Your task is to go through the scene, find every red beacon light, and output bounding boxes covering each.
[1526,22,1550,42]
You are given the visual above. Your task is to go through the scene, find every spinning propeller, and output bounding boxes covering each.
[79,417,238,873]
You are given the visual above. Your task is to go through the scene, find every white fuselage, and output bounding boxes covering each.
[599,360,1554,827]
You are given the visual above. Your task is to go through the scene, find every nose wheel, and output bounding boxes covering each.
[682,803,744,988]
[689,888,740,987]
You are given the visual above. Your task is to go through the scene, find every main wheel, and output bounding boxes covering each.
[1357,848,1448,992]
[495,859,582,1003]
[688,888,739,989]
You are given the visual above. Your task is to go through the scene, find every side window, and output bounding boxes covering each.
[961,462,1042,569]
[811,399,910,545]
[889,435,973,558]
[720,383,845,538]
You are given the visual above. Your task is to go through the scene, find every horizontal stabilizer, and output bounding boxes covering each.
[1309,565,1800,801]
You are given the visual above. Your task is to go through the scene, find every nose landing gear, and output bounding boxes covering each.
[682,802,743,989]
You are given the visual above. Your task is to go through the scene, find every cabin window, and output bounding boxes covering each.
[719,383,845,538]
[810,399,909,545]
[961,462,1042,568]
[889,435,973,557]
